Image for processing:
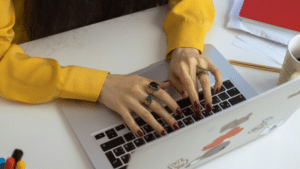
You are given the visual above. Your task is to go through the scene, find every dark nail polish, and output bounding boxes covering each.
[137,130,143,137]
[163,80,169,83]
[195,110,202,118]
[215,87,219,94]
[173,122,180,130]
[206,103,212,112]
[176,108,183,116]
[194,101,200,110]
[181,90,185,97]
[161,130,167,136]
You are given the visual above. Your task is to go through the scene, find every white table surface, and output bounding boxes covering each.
[1,0,300,168]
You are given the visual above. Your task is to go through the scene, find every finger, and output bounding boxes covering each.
[168,75,188,99]
[198,72,212,112]
[120,108,144,137]
[131,101,169,136]
[15,161,26,169]
[189,62,199,98]
[145,97,180,132]
[178,66,202,118]
[207,64,223,94]
[147,84,183,116]
[158,80,171,90]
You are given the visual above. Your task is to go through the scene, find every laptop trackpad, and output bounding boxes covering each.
[139,64,169,82]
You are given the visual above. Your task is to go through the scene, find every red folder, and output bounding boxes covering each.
[239,0,300,32]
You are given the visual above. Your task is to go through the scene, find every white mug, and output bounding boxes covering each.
[278,34,300,86]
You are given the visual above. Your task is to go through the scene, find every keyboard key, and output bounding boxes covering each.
[172,114,184,121]
[133,138,146,147]
[95,133,105,140]
[218,92,229,100]
[199,91,204,101]
[151,112,160,120]
[157,119,166,127]
[223,80,234,89]
[144,133,156,143]
[116,124,126,131]
[227,88,240,97]
[165,106,173,114]
[219,101,231,109]
[121,154,131,164]
[211,87,216,96]
[113,146,125,157]
[135,117,146,126]
[164,126,174,134]
[192,114,204,121]
[105,151,123,168]
[177,97,192,109]
[212,96,221,104]
[202,110,213,117]
[182,117,194,126]
[105,129,118,139]
[123,132,136,142]
[228,94,246,106]
[124,142,135,152]
[219,85,226,93]
[200,101,205,109]
[143,125,154,133]
[178,121,185,128]
[119,165,128,169]
[100,136,126,152]
[212,105,222,113]
[182,107,193,116]
[153,132,161,138]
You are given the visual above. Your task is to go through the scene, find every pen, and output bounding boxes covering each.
[228,60,281,73]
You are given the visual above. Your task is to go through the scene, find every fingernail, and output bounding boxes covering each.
[181,90,185,97]
[173,122,180,130]
[137,129,143,137]
[176,107,183,116]
[195,110,202,118]
[193,101,200,110]
[215,86,219,94]
[205,103,212,112]
[161,130,167,136]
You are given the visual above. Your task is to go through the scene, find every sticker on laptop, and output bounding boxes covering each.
[167,158,188,169]
[248,116,273,134]
[184,141,230,168]
[203,127,243,151]
[220,113,252,133]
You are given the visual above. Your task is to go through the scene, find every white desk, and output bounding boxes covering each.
[1,0,300,168]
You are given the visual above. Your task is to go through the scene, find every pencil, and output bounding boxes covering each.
[228,60,281,73]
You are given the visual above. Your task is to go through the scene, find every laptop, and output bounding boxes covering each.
[57,42,300,169]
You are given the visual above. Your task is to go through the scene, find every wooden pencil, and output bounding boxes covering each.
[228,60,281,73]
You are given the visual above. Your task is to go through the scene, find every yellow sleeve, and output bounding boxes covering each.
[164,0,215,59]
[0,0,110,104]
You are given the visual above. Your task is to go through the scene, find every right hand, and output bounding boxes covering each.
[98,74,183,137]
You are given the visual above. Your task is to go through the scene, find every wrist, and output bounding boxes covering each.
[172,47,200,56]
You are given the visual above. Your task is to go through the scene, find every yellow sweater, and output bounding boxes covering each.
[0,0,215,104]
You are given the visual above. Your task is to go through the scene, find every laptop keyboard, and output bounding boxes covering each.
[93,79,246,169]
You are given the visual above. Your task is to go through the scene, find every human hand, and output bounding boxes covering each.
[168,47,223,117]
[98,74,183,137]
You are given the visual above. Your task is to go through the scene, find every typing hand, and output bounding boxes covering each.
[168,47,223,117]
[98,74,182,137]
[4,149,26,169]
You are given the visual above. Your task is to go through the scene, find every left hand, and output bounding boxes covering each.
[167,47,223,117]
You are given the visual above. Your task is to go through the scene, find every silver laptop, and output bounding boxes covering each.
[56,43,299,169]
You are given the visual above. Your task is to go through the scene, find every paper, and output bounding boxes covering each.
[227,0,297,45]
[234,33,287,65]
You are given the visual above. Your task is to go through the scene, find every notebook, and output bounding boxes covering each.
[57,44,261,169]
[239,0,300,34]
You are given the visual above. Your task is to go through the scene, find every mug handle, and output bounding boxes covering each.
[289,72,300,81]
